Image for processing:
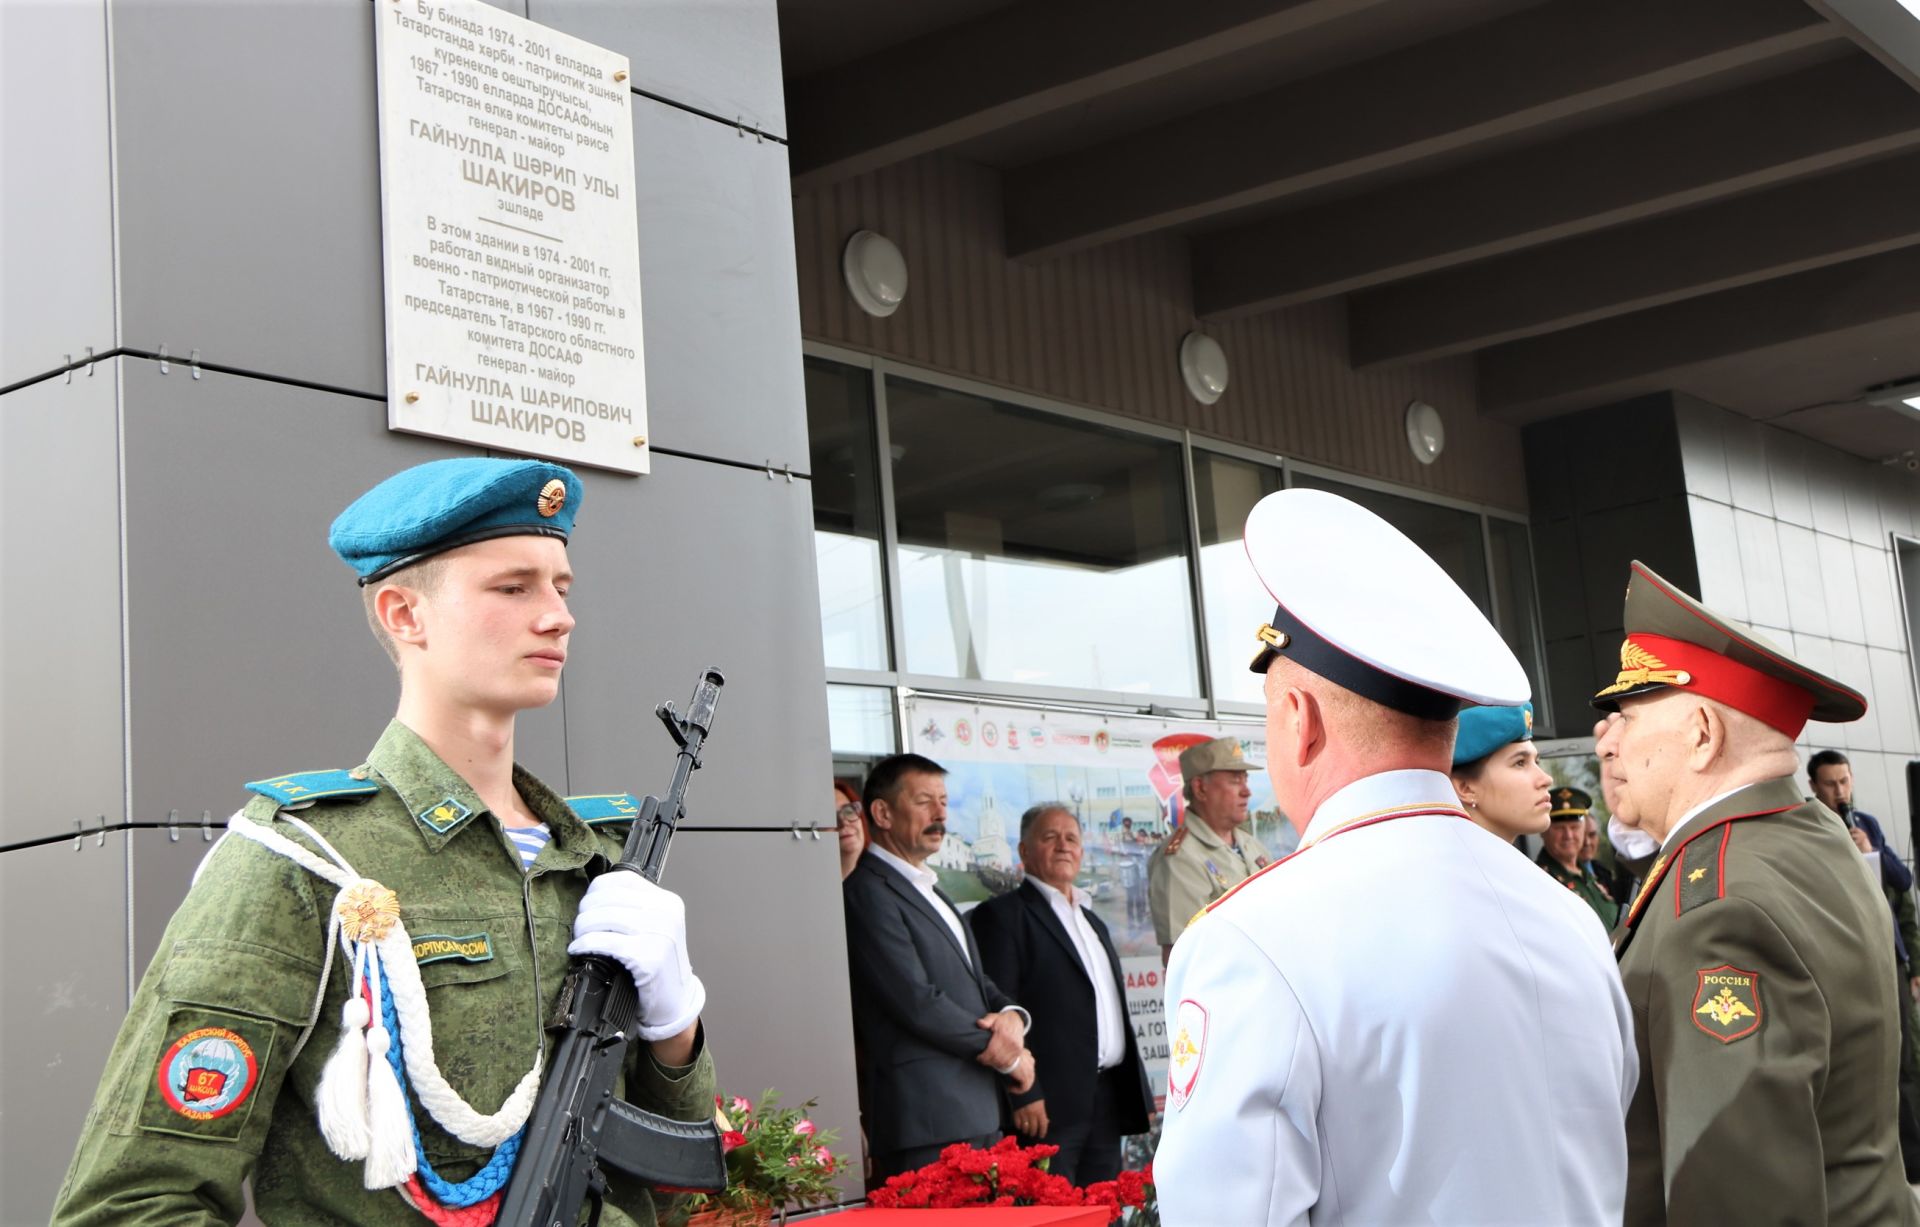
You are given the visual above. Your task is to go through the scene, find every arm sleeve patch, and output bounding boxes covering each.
[141,1006,276,1141]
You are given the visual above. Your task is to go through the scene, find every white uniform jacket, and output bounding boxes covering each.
[1157,770,1636,1227]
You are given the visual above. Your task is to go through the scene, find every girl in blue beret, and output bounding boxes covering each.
[1448,702,1551,844]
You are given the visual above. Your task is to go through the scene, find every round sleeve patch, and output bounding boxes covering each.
[1167,998,1209,1110]
[156,1025,260,1121]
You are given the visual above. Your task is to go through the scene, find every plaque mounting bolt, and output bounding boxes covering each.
[613,70,628,83]
[404,391,420,404]
[632,435,646,447]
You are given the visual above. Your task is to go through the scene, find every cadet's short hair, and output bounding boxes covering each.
[1019,802,1078,841]
[1808,749,1850,782]
[361,556,449,668]
[863,753,946,818]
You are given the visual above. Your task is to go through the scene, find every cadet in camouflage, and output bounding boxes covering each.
[51,458,717,1226]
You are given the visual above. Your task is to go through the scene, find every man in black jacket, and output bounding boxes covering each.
[971,803,1154,1184]
[843,753,1034,1188]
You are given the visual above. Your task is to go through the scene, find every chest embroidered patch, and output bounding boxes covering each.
[1692,964,1763,1043]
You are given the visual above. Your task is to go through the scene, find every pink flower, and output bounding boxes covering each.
[787,1154,804,1167]
[730,1096,752,1116]
[814,1146,833,1166]
[794,1119,817,1138]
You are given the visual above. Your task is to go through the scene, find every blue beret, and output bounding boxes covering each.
[1452,702,1534,767]
[329,458,583,584]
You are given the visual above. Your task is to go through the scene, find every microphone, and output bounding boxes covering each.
[1837,799,1855,827]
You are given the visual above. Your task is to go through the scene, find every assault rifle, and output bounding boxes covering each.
[499,667,730,1227]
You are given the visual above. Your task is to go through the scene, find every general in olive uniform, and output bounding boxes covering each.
[1594,561,1916,1226]
[1146,738,1269,961]
[51,460,717,1226]
[1537,787,1619,928]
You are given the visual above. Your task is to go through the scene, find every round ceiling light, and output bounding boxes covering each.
[1405,400,1445,465]
[843,230,908,318]
[1180,332,1229,405]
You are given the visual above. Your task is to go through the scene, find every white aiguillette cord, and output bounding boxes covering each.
[224,812,542,1165]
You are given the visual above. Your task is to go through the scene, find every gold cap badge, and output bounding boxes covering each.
[536,478,567,518]
[1595,638,1692,698]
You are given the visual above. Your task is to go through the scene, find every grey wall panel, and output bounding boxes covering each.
[108,0,387,393]
[631,96,808,468]
[666,829,861,1199]
[529,0,786,138]
[0,835,129,1227]
[1,368,123,847]
[0,0,115,388]
[130,825,230,983]
[118,362,464,876]
[562,453,830,828]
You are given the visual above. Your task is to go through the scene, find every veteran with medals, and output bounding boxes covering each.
[1156,490,1635,1227]
[51,459,717,1226]
[1594,562,1916,1226]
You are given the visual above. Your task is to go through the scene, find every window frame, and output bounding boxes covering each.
[803,341,1551,735]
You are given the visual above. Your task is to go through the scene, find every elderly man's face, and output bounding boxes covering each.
[1593,692,1693,831]
[1580,818,1599,861]
[1190,769,1252,826]
[1543,818,1584,865]
[1020,808,1084,893]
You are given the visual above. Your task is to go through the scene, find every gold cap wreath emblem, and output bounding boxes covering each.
[1596,638,1693,697]
[337,880,401,943]
[536,479,567,518]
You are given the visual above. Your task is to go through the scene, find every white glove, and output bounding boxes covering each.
[568,870,706,1042]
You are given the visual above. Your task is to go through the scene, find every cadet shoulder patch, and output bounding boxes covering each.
[411,932,494,966]
[567,793,642,825]
[244,769,379,808]
[143,1006,274,1140]
[1692,964,1763,1043]
[1167,998,1209,1111]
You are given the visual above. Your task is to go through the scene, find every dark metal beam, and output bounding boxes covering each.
[787,0,1392,189]
[1478,246,1920,415]
[1350,152,1920,365]
[1003,0,1833,258]
[1194,55,1920,316]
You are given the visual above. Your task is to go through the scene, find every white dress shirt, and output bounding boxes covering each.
[1158,769,1637,1227]
[1027,877,1128,1069]
[868,843,972,962]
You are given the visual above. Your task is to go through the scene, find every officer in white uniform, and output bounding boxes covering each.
[1157,490,1637,1227]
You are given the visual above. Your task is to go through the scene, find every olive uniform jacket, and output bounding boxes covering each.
[1615,777,1917,1226]
[50,721,717,1227]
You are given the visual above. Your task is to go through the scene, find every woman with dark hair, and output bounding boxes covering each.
[1448,702,1551,843]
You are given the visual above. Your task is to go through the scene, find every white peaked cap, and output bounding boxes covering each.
[1243,488,1530,718]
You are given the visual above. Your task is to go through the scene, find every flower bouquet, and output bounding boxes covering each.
[869,1136,1156,1224]
[673,1090,845,1227]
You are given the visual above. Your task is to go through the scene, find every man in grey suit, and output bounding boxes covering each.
[844,753,1035,1188]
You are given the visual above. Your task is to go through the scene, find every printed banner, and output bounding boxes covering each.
[903,695,1294,1100]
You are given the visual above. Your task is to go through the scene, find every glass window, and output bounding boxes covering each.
[886,377,1200,696]
[1290,471,1492,612]
[1193,452,1285,707]
[827,684,897,756]
[804,359,889,671]
[1488,517,1550,731]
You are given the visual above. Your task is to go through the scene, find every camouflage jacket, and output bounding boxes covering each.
[51,720,716,1226]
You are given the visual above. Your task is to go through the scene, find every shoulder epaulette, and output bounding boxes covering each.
[567,793,642,825]
[1163,826,1188,856]
[1670,822,1736,918]
[245,769,380,807]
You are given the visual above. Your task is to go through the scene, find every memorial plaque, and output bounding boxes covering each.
[374,0,647,473]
